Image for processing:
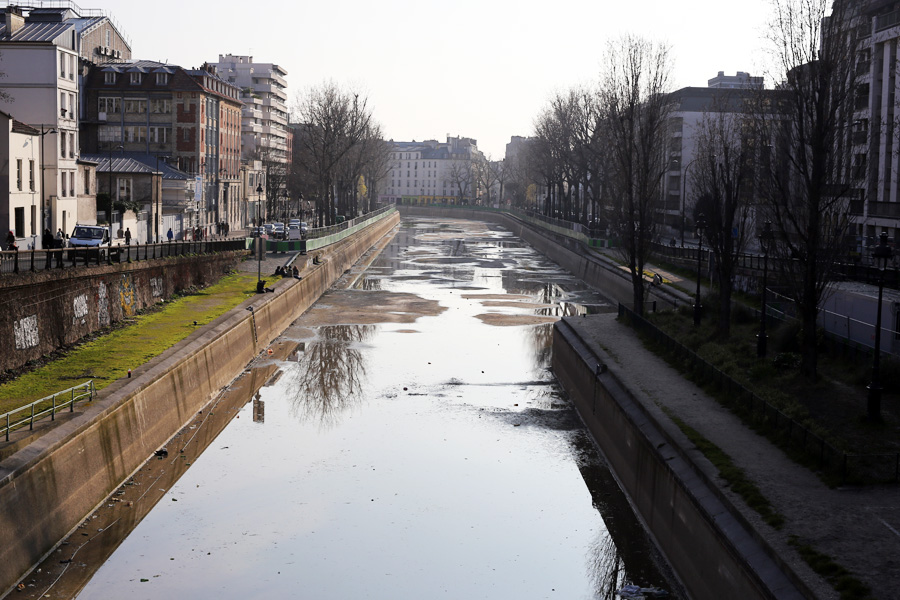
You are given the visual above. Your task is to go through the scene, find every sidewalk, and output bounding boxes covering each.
[564,313,899,600]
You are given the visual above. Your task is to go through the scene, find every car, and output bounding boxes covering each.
[300,222,309,235]
[271,222,286,239]
[69,225,109,248]
[288,219,301,227]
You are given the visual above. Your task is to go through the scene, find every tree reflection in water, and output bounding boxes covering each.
[525,323,554,371]
[587,533,630,599]
[283,324,375,428]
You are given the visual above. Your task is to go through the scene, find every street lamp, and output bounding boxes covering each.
[757,220,773,358]
[693,213,707,326]
[38,126,57,243]
[676,157,700,248]
[867,231,893,422]
[154,154,170,243]
[256,183,264,288]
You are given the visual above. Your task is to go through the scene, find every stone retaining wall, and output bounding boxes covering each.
[0,252,247,373]
[0,212,400,595]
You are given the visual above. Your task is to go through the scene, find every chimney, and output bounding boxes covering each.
[5,6,24,37]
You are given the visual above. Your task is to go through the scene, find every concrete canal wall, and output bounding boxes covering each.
[0,212,400,595]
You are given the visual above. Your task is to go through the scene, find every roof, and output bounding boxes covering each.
[79,152,191,180]
[11,120,38,136]
[0,20,72,43]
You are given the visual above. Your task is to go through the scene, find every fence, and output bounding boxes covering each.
[0,381,95,442]
[306,205,395,240]
[617,303,899,485]
[0,239,248,276]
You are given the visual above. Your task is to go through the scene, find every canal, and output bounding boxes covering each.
[29,217,682,599]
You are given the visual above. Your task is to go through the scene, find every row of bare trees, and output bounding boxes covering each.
[286,82,391,227]
[524,0,865,381]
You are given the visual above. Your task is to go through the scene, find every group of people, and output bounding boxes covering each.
[215,221,230,236]
[41,228,67,249]
[274,265,301,279]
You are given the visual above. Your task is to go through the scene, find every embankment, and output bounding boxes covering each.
[0,212,400,596]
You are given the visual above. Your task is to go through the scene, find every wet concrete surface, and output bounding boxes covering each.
[17,218,682,599]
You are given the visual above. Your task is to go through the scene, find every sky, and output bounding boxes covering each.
[101,0,776,158]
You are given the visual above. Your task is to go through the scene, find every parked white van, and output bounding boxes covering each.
[69,225,109,248]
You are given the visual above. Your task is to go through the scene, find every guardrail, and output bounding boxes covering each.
[0,239,248,276]
[618,303,899,485]
[0,381,95,442]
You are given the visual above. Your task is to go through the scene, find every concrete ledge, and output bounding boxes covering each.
[552,318,809,600]
[0,212,400,595]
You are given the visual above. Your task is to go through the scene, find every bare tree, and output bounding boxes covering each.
[292,82,376,226]
[447,160,474,204]
[599,34,674,316]
[752,0,861,379]
[691,98,754,336]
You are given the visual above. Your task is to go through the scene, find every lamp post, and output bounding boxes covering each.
[676,157,700,248]
[867,231,893,422]
[256,183,264,287]
[38,126,57,243]
[693,213,707,326]
[154,154,170,243]
[757,220,773,358]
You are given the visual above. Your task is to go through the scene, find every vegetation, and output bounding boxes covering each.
[0,272,258,415]
[788,536,873,600]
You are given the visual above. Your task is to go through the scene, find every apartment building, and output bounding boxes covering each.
[0,2,130,245]
[210,55,289,165]
[380,136,483,205]
[80,61,242,235]
[0,111,40,247]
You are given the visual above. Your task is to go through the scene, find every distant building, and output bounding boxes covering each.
[0,1,130,246]
[707,71,764,89]
[209,55,289,166]
[80,61,242,235]
[380,136,483,205]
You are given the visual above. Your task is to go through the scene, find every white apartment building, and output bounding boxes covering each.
[211,54,289,165]
[1,112,41,248]
[381,136,482,205]
[0,2,130,246]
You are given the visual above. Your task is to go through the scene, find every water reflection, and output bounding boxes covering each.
[527,323,554,371]
[283,324,375,428]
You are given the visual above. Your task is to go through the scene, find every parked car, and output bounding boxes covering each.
[271,222,286,239]
[69,225,109,248]
[300,222,309,236]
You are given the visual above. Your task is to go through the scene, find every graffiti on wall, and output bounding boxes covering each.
[150,277,163,299]
[14,315,39,350]
[73,294,88,325]
[98,282,110,327]
[120,275,136,316]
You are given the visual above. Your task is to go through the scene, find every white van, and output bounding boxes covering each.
[69,225,109,248]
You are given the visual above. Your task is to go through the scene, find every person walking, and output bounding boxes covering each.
[5,230,16,251]
[124,227,132,245]
[167,227,174,242]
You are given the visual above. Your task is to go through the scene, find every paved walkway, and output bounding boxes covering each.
[564,313,899,600]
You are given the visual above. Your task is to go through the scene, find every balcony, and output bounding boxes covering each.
[254,84,287,101]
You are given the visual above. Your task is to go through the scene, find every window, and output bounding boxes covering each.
[28,160,34,191]
[149,126,170,144]
[60,53,66,78]
[183,128,190,142]
[84,169,90,194]
[105,29,110,46]
[69,171,75,197]
[69,132,75,158]
[68,55,74,80]
[104,71,116,84]
[150,98,171,114]
[99,97,120,114]
[98,126,122,143]
[156,72,169,85]
[124,99,146,114]
[16,159,22,191]
[117,177,132,202]
[124,126,147,143]
[60,172,66,197]
[130,72,141,85]
[14,207,24,238]
[60,134,66,158]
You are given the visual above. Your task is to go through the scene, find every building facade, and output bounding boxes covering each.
[380,136,483,205]
[0,1,129,247]
[80,60,242,235]
[1,112,40,248]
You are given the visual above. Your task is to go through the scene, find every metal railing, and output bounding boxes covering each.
[0,381,95,442]
[0,238,248,276]
[618,303,898,484]
[305,205,395,240]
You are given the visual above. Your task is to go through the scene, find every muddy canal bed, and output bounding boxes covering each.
[31,218,680,599]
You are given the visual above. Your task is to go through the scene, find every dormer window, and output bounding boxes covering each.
[130,72,141,85]
[104,71,116,84]
[156,72,169,85]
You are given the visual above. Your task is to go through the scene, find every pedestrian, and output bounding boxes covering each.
[56,228,64,248]
[5,230,16,251]
[292,265,300,279]
[167,227,174,242]
[43,228,53,249]
[124,227,132,245]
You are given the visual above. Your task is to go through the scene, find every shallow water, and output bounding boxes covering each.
[73,218,678,599]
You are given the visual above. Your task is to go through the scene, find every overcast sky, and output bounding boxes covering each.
[103,0,775,157]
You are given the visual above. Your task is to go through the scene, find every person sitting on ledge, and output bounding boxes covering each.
[256,279,274,294]
[292,265,301,279]
[274,266,284,276]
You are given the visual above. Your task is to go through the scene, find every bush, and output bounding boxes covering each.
[770,321,802,354]
[773,352,801,371]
